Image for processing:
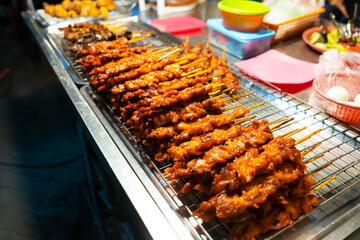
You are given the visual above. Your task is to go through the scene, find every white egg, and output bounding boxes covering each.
[327,86,349,101]
[355,94,360,104]
[348,102,360,107]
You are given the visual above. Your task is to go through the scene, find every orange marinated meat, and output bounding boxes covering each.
[212,136,305,194]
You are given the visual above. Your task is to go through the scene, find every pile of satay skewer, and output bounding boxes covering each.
[61,22,335,240]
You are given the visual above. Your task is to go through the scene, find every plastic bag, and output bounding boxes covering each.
[314,49,360,77]
[263,0,324,24]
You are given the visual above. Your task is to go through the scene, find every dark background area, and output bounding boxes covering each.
[0,2,136,239]
[0,4,99,240]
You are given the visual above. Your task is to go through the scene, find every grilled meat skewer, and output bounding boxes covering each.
[148,106,251,140]
[81,46,149,71]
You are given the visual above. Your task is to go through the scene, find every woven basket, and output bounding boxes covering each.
[313,73,360,124]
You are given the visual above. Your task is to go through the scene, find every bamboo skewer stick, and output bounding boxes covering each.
[211,79,236,87]
[181,68,202,77]
[182,58,208,68]
[210,82,227,88]
[205,39,210,48]
[235,116,256,124]
[175,54,197,63]
[143,33,152,37]
[186,36,189,44]
[308,162,332,176]
[143,44,153,48]
[269,118,294,131]
[301,143,322,158]
[283,126,307,138]
[177,59,191,65]
[208,89,222,96]
[153,46,172,53]
[310,175,336,194]
[281,128,299,138]
[295,129,322,145]
[224,93,251,103]
[247,101,266,110]
[208,72,225,79]
[222,88,231,93]
[271,120,297,132]
[186,69,211,78]
[222,48,226,59]
[304,153,325,164]
[158,48,181,61]
[235,116,256,122]
[268,117,290,126]
[129,31,153,38]
[279,128,299,137]
[217,101,264,113]
[212,93,226,99]
[128,36,145,43]
[224,103,243,111]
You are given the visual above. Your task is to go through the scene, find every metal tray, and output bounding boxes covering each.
[80,52,360,240]
[44,16,180,85]
[33,9,131,27]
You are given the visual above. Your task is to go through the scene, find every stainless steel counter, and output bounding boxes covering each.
[23,2,360,239]
[22,11,193,240]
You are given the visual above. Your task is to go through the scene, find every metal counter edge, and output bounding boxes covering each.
[21,11,193,240]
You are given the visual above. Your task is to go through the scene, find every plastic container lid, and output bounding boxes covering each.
[218,0,270,15]
[207,18,275,42]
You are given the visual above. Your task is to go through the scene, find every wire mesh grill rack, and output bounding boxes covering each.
[81,73,360,239]
[47,17,360,239]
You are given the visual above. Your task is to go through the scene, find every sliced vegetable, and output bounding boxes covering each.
[310,28,349,51]
[328,29,340,43]
[310,32,321,44]
[314,42,327,50]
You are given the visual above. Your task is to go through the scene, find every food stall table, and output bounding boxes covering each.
[22,1,360,239]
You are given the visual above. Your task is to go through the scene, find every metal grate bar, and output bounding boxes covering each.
[312,160,360,191]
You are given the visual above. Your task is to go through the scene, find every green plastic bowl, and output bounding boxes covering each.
[218,0,270,32]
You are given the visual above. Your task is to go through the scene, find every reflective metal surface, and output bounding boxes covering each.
[22,11,191,240]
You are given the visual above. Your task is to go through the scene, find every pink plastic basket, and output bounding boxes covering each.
[313,73,360,124]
